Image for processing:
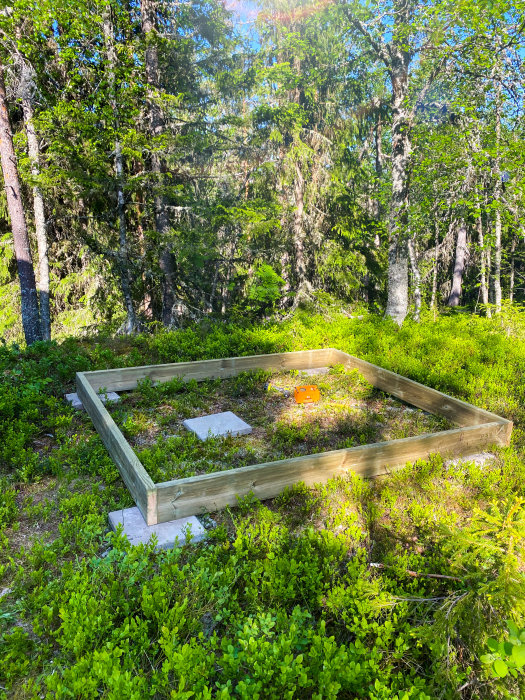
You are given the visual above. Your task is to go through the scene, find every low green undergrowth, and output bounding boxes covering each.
[1,309,525,698]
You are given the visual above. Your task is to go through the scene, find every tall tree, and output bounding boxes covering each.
[344,0,508,322]
[140,0,177,326]
[348,0,417,323]
[103,1,138,333]
[20,61,51,340]
[0,59,41,344]
[448,220,468,306]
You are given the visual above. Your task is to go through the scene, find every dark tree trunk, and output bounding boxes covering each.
[0,61,41,344]
[20,63,50,340]
[141,0,177,326]
[448,220,468,307]
[103,7,138,334]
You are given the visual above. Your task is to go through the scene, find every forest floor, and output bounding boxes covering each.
[1,310,525,699]
[107,366,451,482]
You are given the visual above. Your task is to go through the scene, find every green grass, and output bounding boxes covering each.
[1,309,525,698]
[106,367,451,483]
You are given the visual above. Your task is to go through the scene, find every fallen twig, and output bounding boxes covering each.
[369,562,463,582]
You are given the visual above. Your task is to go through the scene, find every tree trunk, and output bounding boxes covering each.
[448,219,468,307]
[141,0,177,326]
[430,219,439,311]
[293,159,307,292]
[385,47,411,324]
[103,6,138,334]
[375,114,383,177]
[509,235,517,303]
[407,236,421,321]
[493,79,502,313]
[0,61,41,345]
[20,64,50,341]
[280,247,291,305]
[476,205,491,317]
[487,245,493,304]
[493,208,502,311]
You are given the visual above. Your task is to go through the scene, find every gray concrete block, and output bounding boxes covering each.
[65,391,120,410]
[183,411,252,441]
[445,452,496,468]
[108,506,206,549]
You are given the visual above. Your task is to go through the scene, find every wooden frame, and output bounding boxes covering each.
[76,349,512,526]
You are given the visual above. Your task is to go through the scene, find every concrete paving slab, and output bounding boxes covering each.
[0,587,12,600]
[65,391,120,410]
[183,411,252,441]
[445,452,496,468]
[108,506,206,549]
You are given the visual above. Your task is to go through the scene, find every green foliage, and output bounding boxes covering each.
[481,621,525,682]
[1,313,525,697]
[246,264,286,312]
[0,478,17,528]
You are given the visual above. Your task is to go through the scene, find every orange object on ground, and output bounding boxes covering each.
[294,385,320,404]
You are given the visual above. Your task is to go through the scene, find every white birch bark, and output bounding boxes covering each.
[384,45,411,324]
[493,80,503,313]
[407,236,421,321]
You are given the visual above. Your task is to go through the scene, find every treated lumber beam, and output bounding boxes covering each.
[155,421,509,522]
[83,349,333,392]
[76,373,157,525]
[331,350,508,428]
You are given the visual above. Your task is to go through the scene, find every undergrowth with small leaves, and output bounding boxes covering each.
[1,308,525,698]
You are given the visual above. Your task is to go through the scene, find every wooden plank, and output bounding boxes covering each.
[76,373,157,525]
[331,349,507,427]
[84,349,333,392]
[155,421,509,522]
[78,349,512,525]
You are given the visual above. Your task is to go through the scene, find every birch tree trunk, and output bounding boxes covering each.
[375,114,383,177]
[430,219,439,311]
[19,62,51,341]
[103,6,137,334]
[293,159,307,293]
[487,245,493,304]
[141,0,177,326]
[0,61,41,344]
[493,81,502,313]
[477,209,491,318]
[385,47,411,324]
[476,196,490,310]
[448,219,468,307]
[290,51,310,300]
[407,236,421,321]
[509,236,516,303]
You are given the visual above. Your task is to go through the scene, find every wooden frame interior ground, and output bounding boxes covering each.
[76,348,513,526]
